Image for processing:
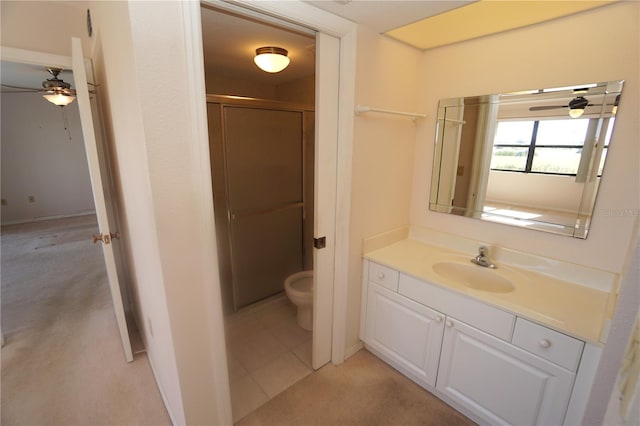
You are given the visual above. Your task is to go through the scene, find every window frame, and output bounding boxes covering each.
[490,118,599,177]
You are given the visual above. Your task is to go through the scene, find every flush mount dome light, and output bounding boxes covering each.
[568,96,589,118]
[254,47,290,73]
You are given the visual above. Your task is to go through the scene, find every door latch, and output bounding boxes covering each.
[93,233,112,245]
[92,231,121,245]
[314,236,326,249]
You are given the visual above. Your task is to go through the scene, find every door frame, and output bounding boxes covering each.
[189,0,356,365]
[0,45,133,361]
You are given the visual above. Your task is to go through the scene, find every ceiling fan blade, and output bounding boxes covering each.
[1,84,42,92]
[528,102,604,113]
[529,105,568,111]
[1,89,40,93]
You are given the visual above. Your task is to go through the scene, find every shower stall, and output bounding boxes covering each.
[206,95,314,313]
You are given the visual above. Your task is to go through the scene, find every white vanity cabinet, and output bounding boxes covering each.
[361,260,592,426]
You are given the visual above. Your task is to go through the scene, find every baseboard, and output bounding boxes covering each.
[145,354,181,426]
[127,303,178,423]
[1,210,96,226]
[344,341,364,360]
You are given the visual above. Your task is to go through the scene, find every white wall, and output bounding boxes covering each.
[345,26,422,350]
[0,2,192,423]
[1,93,94,224]
[412,2,639,274]
[486,171,585,213]
[87,2,187,424]
[586,235,640,424]
[103,2,229,424]
[0,1,89,57]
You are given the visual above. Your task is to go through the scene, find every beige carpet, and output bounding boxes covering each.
[1,215,170,426]
[236,349,476,426]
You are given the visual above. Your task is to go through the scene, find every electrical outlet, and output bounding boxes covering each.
[28,195,35,203]
[1,199,7,206]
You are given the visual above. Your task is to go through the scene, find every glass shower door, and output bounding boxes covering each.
[224,106,304,309]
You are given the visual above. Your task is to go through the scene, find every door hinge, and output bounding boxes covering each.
[314,236,326,249]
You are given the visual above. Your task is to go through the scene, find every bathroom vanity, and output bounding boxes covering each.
[360,230,615,426]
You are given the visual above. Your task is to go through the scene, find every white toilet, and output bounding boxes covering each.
[284,270,313,331]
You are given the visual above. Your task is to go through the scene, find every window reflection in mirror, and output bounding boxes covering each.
[430,81,624,239]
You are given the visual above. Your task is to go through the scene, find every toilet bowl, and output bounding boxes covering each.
[284,270,313,331]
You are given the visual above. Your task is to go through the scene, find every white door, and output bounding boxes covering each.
[312,32,339,369]
[72,37,133,362]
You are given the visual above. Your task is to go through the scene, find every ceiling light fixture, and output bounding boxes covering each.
[42,68,76,107]
[254,47,290,73]
[43,93,76,106]
[568,96,589,118]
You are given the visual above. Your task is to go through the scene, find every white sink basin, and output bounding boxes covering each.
[432,261,515,293]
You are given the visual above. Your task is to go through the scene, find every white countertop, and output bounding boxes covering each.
[364,239,611,344]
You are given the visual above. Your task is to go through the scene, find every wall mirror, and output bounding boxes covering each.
[430,80,624,239]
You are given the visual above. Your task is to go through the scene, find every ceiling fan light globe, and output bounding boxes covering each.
[254,47,290,73]
[568,108,585,118]
[43,93,75,106]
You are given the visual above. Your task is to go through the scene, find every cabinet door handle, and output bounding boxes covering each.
[445,319,454,328]
[378,272,385,279]
[435,316,443,323]
[539,339,552,348]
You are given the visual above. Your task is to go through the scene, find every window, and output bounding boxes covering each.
[490,121,535,172]
[490,118,593,176]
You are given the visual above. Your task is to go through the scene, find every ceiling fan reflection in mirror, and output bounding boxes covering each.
[1,67,76,106]
[529,95,598,118]
[528,86,621,119]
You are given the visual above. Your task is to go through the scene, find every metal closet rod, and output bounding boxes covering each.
[354,105,427,121]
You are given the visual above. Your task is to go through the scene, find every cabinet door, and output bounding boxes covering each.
[436,318,575,426]
[364,282,445,388]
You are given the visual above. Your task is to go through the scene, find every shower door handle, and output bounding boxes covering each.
[314,236,326,249]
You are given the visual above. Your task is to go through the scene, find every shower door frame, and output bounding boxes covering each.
[206,95,315,313]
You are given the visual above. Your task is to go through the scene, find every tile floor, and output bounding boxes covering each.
[225,294,312,423]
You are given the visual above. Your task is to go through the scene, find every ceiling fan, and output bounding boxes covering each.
[529,96,601,118]
[1,67,76,106]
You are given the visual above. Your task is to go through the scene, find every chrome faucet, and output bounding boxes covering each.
[471,246,497,269]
